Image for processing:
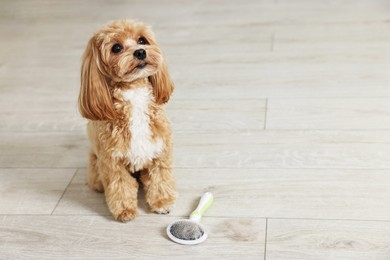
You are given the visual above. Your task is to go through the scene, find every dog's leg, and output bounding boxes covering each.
[99,160,139,222]
[141,152,176,214]
[87,152,104,192]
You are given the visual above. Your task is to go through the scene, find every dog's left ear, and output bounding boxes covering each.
[143,27,174,104]
[149,59,174,104]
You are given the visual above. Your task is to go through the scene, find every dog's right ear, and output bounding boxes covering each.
[78,37,116,121]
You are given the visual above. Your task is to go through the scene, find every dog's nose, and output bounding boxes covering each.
[133,49,146,60]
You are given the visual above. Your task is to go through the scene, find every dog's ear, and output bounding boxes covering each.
[78,37,116,121]
[149,59,174,104]
[143,28,174,104]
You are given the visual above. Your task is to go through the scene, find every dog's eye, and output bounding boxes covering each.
[111,43,123,53]
[138,37,148,45]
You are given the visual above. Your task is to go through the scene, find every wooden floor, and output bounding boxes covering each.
[1,0,390,259]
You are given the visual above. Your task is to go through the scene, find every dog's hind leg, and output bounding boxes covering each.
[87,151,104,193]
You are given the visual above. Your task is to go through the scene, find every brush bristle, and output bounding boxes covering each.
[169,220,204,240]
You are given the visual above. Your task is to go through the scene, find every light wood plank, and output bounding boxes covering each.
[53,169,110,216]
[273,22,390,51]
[170,49,390,100]
[0,103,84,133]
[267,219,390,260]
[54,168,390,221]
[1,131,390,169]
[0,98,266,132]
[267,98,390,130]
[168,99,266,133]
[172,81,390,100]
[0,133,88,168]
[0,169,75,214]
[0,215,265,259]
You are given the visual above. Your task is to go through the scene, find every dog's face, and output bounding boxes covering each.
[79,20,174,121]
[94,20,163,82]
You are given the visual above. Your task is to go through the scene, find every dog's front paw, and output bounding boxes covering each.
[116,208,138,222]
[150,199,175,214]
[152,205,175,214]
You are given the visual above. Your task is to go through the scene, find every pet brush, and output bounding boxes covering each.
[166,192,214,245]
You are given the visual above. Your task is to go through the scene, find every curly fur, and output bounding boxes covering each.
[78,19,176,222]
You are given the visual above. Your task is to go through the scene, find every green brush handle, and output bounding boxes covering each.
[189,192,214,223]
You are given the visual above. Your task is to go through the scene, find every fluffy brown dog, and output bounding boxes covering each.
[78,20,176,222]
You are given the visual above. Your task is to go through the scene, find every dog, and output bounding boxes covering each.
[78,19,176,222]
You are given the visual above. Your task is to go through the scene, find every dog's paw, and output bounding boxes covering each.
[116,208,138,222]
[151,202,175,215]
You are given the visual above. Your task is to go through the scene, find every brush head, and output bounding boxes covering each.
[170,220,204,240]
[167,219,208,245]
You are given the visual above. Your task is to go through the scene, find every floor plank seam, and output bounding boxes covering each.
[0,167,80,169]
[264,98,268,130]
[50,168,78,215]
[264,218,268,260]
[3,129,390,134]
[266,129,390,131]
[2,215,390,224]
[258,97,390,100]
[267,216,390,223]
[3,166,390,170]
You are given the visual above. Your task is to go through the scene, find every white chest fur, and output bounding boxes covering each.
[118,87,163,172]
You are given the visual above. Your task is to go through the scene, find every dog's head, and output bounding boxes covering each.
[79,19,174,121]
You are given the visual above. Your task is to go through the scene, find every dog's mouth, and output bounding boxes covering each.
[124,62,149,76]
[123,61,158,78]
[136,62,147,69]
